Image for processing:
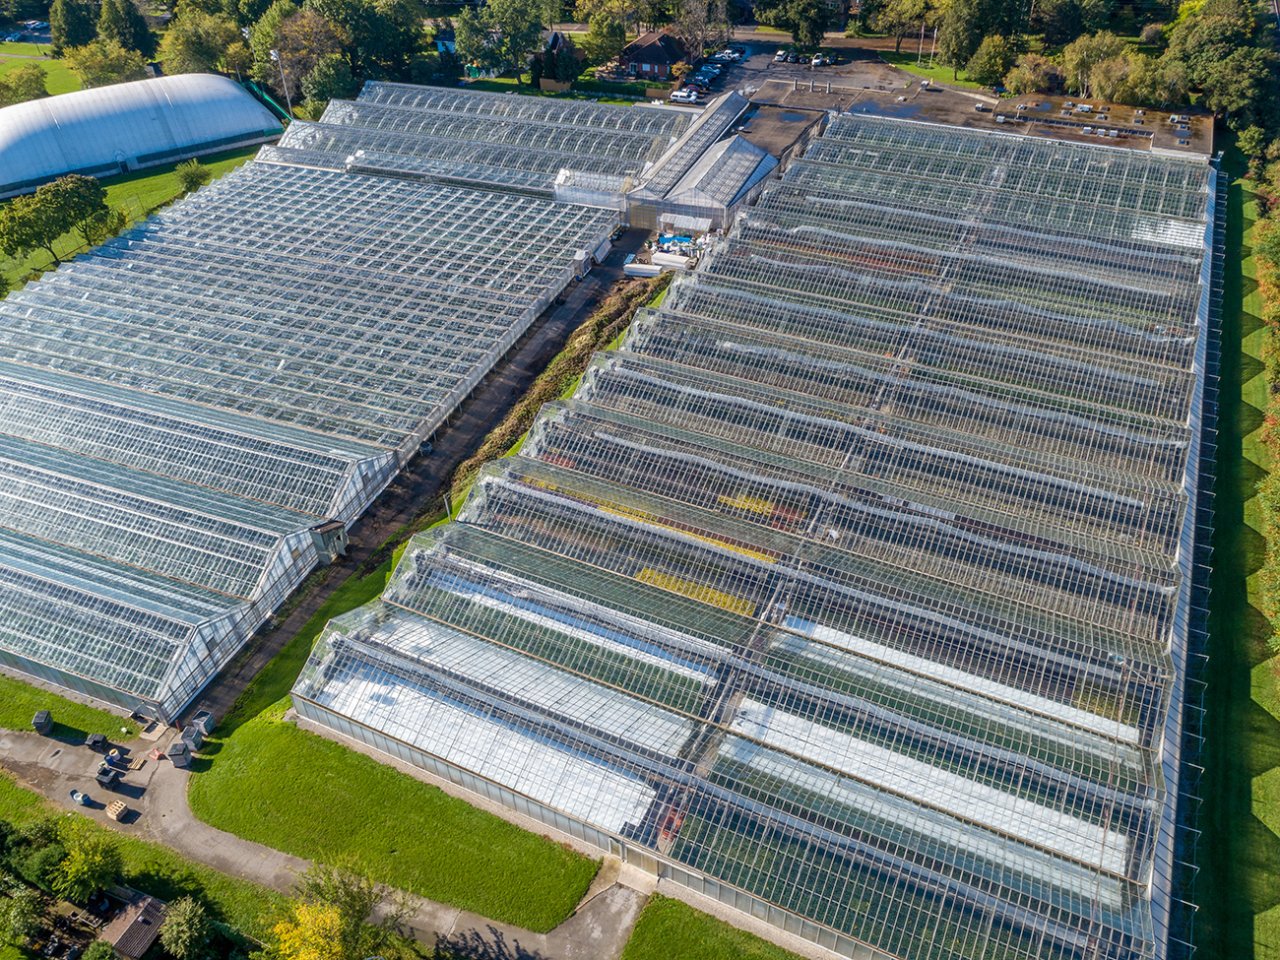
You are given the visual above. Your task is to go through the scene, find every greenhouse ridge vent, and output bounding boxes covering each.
[0,85,696,721]
[294,111,1220,960]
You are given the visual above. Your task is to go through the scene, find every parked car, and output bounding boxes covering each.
[785,52,798,63]
[774,49,788,62]
[670,88,701,103]
[798,54,811,63]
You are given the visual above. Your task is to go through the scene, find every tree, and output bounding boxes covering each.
[63,38,149,87]
[51,822,121,903]
[263,8,342,100]
[964,33,1015,86]
[0,63,48,106]
[273,902,345,960]
[0,272,9,301]
[0,886,40,948]
[1060,29,1126,96]
[1240,124,1267,160]
[0,185,73,266]
[455,0,544,82]
[1199,46,1280,130]
[579,11,624,64]
[160,5,242,73]
[81,942,118,960]
[283,861,411,960]
[936,0,983,75]
[49,0,95,56]
[159,897,212,960]
[1035,0,1112,45]
[174,159,213,194]
[97,0,157,58]
[303,0,424,81]
[301,51,356,105]
[872,0,930,55]
[1003,52,1058,94]
[248,0,299,85]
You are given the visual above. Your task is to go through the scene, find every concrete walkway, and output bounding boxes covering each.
[0,728,649,960]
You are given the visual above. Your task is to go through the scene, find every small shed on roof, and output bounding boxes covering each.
[621,31,687,79]
[101,891,167,960]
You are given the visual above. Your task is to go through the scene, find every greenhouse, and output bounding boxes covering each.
[266,83,690,194]
[0,87,625,719]
[295,114,1220,960]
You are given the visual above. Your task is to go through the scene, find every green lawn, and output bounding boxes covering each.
[0,674,137,739]
[187,552,600,934]
[1,146,257,290]
[0,55,80,94]
[1198,151,1280,959]
[877,50,985,91]
[0,40,50,55]
[0,774,286,940]
[621,896,802,960]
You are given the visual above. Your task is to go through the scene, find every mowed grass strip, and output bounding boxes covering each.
[0,773,286,940]
[188,551,600,933]
[0,673,137,739]
[620,896,803,960]
[0,55,79,94]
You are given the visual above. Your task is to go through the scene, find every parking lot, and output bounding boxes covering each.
[674,41,916,104]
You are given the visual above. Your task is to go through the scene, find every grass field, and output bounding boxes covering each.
[0,773,286,940]
[1,146,257,290]
[1199,153,1280,959]
[0,55,79,94]
[186,551,600,934]
[877,49,985,90]
[620,896,801,960]
[0,674,137,739]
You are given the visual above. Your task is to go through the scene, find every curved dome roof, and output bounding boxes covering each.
[0,74,282,196]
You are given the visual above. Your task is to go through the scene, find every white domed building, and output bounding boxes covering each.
[0,73,282,197]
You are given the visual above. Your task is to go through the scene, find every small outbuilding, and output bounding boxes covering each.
[86,732,109,752]
[620,31,687,80]
[31,710,51,734]
[100,891,167,960]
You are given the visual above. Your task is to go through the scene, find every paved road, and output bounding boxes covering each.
[188,229,651,727]
[0,727,649,960]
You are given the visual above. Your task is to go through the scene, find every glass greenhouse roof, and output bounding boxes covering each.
[264,85,691,194]
[296,114,1218,960]
[0,86,627,715]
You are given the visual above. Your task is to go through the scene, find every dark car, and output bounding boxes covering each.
[786,53,798,63]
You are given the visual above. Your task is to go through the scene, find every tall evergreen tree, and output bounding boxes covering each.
[50,0,96,55]
[98,0,157,58]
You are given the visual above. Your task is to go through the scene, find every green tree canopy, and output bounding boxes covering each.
[51,821,121,903]
[160,4,242,73]
[63,38,149,88]
[1060,29,1126,96]
[301,51,357,104]
[49,0,95,56]
[579,11,625,64]
[174,159,213,194]
[0,63,48,106]
[964,32,1015,86]
[97,0,158,58]
[0,886,40,948]
[455,0,545,83]
[1002,52,1058,94]
[0,174,111,266]
[159,896,213,960]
